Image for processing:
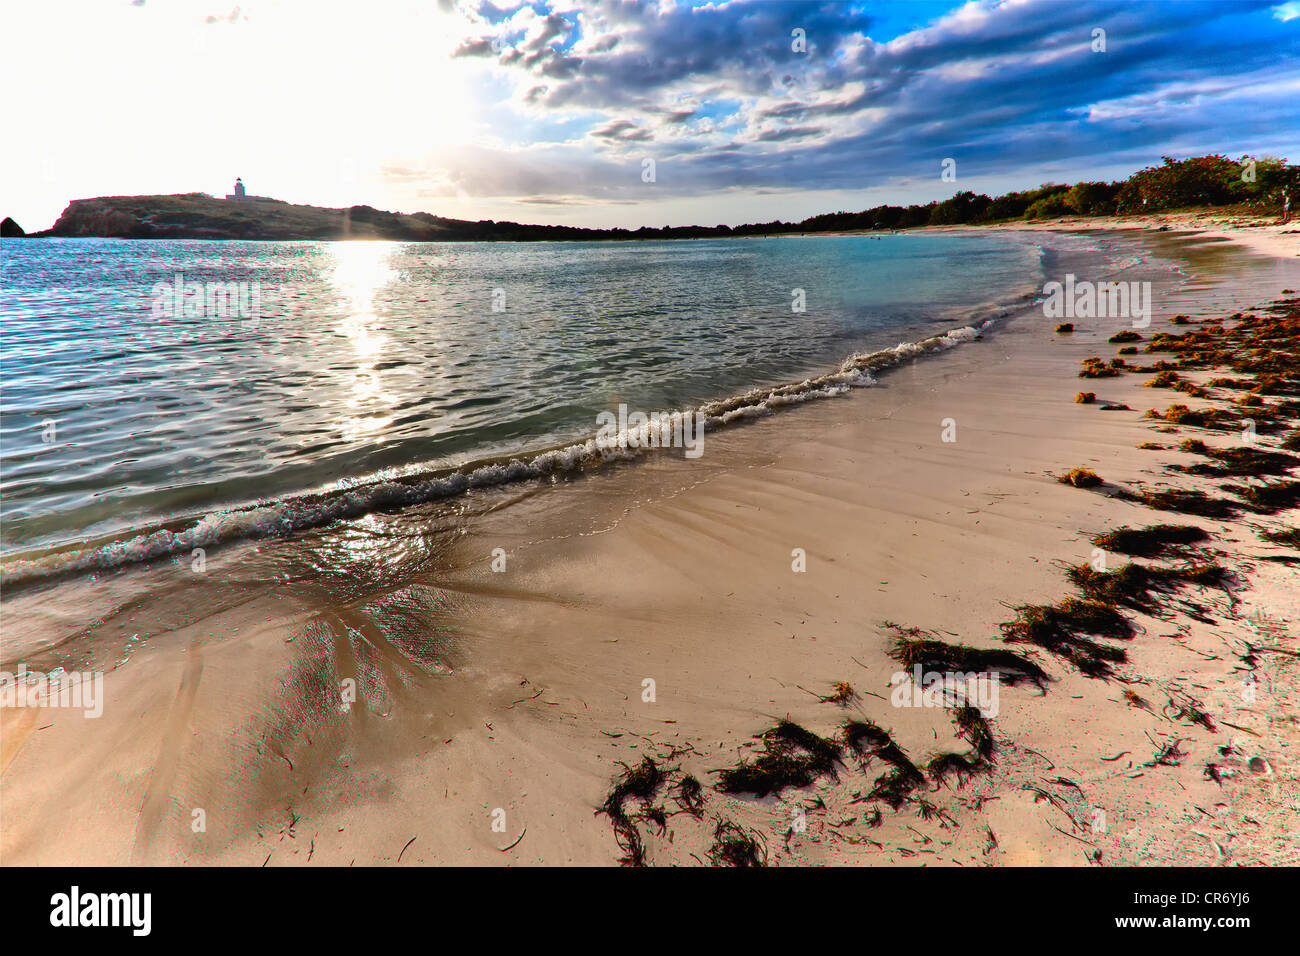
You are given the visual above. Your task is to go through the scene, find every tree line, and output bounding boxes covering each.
[448,154,1298,241]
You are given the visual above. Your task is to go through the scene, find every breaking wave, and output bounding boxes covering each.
[1,313,1008,589]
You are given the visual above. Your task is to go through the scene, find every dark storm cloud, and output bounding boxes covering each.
[591,119,653,141]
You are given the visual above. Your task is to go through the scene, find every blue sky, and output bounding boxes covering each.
[3,0,1298,230]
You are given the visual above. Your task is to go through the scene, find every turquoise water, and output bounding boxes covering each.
[0,233,1043,573]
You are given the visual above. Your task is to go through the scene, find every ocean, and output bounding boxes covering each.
[0,232,1047,583]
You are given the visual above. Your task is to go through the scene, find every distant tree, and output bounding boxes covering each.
[1064,181,1119,215]
[1233,155,1300,210]
[929,191,992,224]
[900,203,935,227]
[983,192,1033,221]
[1115,155,1240,212]
[1023,195,1068,219]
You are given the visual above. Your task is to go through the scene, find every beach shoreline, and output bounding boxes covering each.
[2,226,1297,866]
[916,210,1300,262]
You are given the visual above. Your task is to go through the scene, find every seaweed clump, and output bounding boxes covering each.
[1175,441,1297,478]
[927,704,996,786]
[1059,467,1103,488]
[1145,404,1240,430]
[1261,527,1300,548]
[1065,562,1228,613]
[1080,357,1119,378]
[1001,598,1133,678]
[674,775,705,816]
[886,626,1049,688]
[835,716,928,809]
[599,756,665,866]
[1116,487,1238,518]
[1225,480,1300,514]
[1090,524,1208,558]
[708,820,767,867]
[864,744,927,809]
[715,720,841,798]
[816,681,859,706]
[1145,370,1179,388]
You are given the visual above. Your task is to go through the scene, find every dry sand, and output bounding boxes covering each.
[926,209,1300,262]
[2,227,1298,867]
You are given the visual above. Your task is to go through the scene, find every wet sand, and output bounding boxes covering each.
[2,228,1298,866]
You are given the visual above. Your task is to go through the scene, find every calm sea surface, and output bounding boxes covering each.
[0,233,1044,564]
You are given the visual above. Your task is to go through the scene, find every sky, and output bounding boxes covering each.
[3,0,1299,232]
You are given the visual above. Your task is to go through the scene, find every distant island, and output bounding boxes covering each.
[13,155,1296,242]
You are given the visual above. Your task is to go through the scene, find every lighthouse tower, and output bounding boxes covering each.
[226,178,246,200]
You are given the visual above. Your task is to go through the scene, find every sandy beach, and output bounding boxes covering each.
[2,225,1298,868]
[925,210,1300,262]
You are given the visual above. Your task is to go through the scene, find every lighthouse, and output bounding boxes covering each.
[225,178,247,200]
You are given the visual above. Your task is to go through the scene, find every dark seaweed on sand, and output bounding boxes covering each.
[866,751,927,808]
[834,715,929,807]
[953,704,995,760]
[602,755,664,817]
[886,628,1050,688]
[715,720,842,797]
[708,820,767,867]
[1079,357,1119,379]
[926,752,985,785]
[1261,527,1300,548]
[1116,486,1238,518]
[599,756,665,866]
[1174,441,1297,478]
[842,719,893,755]
[1000,598,1132,679]
[928,704,996,786]
[1225,480,1300,514]
[760,720,842,770]
[1066,561,1228,613]
[1091,524,1208,558]
[1059,466,1103,488]
[674,774,705,816]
